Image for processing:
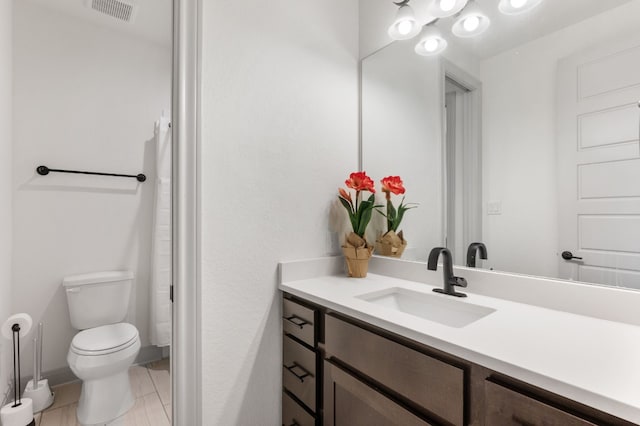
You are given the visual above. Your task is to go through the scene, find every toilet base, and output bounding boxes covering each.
[76,371,134,426]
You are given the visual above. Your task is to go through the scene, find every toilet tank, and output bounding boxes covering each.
[63,271,134,330]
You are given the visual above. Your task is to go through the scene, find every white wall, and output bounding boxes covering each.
[479,1,640,277]
[200,0,359,423]
[0,0,12,404]
[12,2,171,376]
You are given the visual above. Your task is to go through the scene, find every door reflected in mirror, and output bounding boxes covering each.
[361,0,640,290]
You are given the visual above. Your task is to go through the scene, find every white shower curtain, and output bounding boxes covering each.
[150,115,172,347]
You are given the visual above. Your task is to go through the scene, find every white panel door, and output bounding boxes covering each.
[557,35,640,289]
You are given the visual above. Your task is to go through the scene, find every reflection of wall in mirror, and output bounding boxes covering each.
[362,38,479,261]
[362,42,443,259]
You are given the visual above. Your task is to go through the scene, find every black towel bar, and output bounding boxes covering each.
[36,165,146,182]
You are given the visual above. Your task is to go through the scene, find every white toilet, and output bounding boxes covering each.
[63,271,141,426]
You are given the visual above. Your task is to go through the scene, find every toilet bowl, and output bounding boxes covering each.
[63,271,140,425]
[67,323,140,426]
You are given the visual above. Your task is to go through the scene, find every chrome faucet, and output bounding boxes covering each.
[428,247,468,298]
[466,242,487,268]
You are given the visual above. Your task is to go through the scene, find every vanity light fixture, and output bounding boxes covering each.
[388,0,422,40]
[427,0,468,18]
[386,0,540,57]
[498,0,543,15]
[414,25,448,56]
[451,1,490,38]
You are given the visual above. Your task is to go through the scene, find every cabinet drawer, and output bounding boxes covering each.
[283,298,316,347]
[283,391,315,426]
[325,314,464,426]
[283,334,317,412]
[485,381,597,426]
[324,361,433,426]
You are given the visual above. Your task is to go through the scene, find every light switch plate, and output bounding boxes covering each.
[488,200,502,215]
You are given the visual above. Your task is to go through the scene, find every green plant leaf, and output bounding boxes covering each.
[386,199,397,232]
[338,196,354,214]
[354,194,377,237]
[357,207,373,237]
[375,208,388,219]
[339,196,358,232]
[393,197,418,231]
[387,201,397,220]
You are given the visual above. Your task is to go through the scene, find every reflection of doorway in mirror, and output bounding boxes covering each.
[443,70,483,267]
[445,79,468,265]
[557,35,640,289]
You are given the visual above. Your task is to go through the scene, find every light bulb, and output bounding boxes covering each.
[439,0,456,12]
[463,15,480,32]
[423,38,439,52]
[396,20,414,36]
[388,4,420,40]
[509,0,527,8]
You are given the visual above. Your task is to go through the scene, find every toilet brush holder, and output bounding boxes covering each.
[22,379,54,413]
[23,323,54,412]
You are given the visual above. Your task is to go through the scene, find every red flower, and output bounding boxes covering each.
[381,176,405,195]
[339,188,353,204]
[345,171,376,193]
[338,171,381,238]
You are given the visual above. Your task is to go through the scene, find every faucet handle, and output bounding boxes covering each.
[451,276,467,288]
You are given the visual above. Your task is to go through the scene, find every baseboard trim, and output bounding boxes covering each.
[19,345,166,390]
[39,366,78,389]
[136,344,166,366]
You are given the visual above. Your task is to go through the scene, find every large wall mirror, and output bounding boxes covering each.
[361,0,640,290]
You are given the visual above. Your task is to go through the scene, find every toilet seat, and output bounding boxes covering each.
[71,323,139,356]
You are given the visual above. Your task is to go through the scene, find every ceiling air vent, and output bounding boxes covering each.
[88,0,137,23]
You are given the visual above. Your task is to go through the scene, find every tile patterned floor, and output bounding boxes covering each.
[35,358,171,426]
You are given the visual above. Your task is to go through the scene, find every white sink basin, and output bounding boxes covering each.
[357,287,496,328]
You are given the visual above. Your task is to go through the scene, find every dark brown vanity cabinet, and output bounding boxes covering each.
[282,297,321,426]
[324,314,464,426]
[324,360,433,426]
[282,293,635,426]
[484,380,597,426]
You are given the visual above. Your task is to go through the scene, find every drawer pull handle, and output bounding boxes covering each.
[283,315,309,329]
[284,362,311,383]
[511,414,535,426]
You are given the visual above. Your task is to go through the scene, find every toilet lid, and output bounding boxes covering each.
[71,323,139,355]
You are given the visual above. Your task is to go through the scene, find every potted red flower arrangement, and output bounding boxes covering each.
[338,171,381,277]
[375,176,417,258]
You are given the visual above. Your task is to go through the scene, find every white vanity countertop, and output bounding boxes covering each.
[279,269,640,424]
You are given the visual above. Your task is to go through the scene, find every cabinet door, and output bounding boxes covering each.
[283,334,317,412]
[283,298,317,347]
[282,391,316,426]
[325,314,464,425]
[485,380,598,426]
[323,361,433,426]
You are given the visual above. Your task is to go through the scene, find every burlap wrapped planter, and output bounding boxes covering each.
[342,232,374,278]
[375,230,407,258]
